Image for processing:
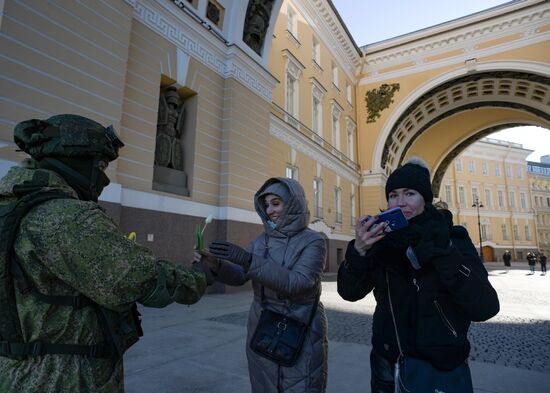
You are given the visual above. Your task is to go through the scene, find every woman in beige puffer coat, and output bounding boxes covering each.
[203,177,328,393]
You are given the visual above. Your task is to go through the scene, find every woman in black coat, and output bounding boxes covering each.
[337,157,500,393]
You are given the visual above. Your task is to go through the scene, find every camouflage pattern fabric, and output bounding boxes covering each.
[0,166,207,393]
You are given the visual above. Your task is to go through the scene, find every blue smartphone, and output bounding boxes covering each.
[366,207,408,232]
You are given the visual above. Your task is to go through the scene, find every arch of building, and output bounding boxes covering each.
[375,62,550,197]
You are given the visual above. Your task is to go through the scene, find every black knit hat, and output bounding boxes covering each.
[385,157,433,202]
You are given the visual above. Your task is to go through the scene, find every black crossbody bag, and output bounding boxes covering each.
[386,270,473,393]
[250,285,319,367]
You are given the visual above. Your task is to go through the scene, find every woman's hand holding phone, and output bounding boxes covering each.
[354,215,387,256]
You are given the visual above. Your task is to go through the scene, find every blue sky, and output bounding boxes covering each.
[331,0,550,162]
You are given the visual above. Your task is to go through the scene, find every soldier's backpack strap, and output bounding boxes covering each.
[0,186,115,359]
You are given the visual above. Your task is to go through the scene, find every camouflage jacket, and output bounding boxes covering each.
[0,166,207,393]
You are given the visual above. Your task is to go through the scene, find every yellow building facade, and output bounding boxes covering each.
[439,138,537,262]
[1,0,549,270]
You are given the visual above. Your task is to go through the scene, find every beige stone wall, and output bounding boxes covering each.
[0,0,133,163]
[219,78,270,210]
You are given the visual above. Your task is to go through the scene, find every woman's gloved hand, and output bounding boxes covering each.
[209,241,252,269]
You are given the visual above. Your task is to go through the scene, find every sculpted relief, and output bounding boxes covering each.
[155,86,185,171]
[243,0,275,55]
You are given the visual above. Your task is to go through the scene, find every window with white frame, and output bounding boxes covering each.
[332,114,340,150]
[331,103,342,151]
[311,79,325,137]
[498,190,504,208]
[312,96,321,135]
[346,117,356,161]
[482,161,488,175]
[286,74,297,116]
[331,62,338,88]
[335,187,342,223]
[285,165,298,180]
[513,224,520,240]
[495,164,501,177]
[445,185,452,204]
[347,129,354,160]
[481,223,491,241]
[283,51,304,119]
[312,35,320,65]
[287,6,297,37]
[468,160,475,173]
[455,159,462,171]
[506,165,512,177]
[313,178,323,218]
[520,192,527,209]
[501,224,508,240]
[346,83,352,104]
[509,191,516,208]
[458,186,465,206]
[518,166,523,179]
[472,187,479,202]
[484,189,492,208]
[525,225,531,241]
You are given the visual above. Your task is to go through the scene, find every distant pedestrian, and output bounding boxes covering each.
[503,250,512,273]
[539,253,547,275]
[527,252,537,274]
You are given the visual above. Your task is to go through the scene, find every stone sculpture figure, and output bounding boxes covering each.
[243,0,274,55]
[155,86,185,171]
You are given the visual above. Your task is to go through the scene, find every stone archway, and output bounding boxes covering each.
[373,66,550,199]
[376,67,550,174]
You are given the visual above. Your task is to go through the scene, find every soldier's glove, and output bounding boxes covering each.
[209,241,252,269]
[406,216,450,270]
[192,259,217,286]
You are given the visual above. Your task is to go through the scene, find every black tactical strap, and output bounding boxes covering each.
[0,340,114,358]
[10,259,94,309]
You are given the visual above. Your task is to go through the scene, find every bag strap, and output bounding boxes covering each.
[386,270,404,358]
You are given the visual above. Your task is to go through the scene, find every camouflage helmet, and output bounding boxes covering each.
[13,114,124,162]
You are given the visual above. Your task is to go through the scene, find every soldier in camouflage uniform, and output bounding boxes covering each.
[0,115,209,393]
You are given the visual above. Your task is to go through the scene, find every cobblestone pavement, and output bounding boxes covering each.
[209,266,550,374]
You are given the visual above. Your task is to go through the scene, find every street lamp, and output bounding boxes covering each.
[472,197,484,261]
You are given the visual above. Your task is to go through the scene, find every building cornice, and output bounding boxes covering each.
[361,1,549,83]
[291,0,362,82]
[133,1,278,102]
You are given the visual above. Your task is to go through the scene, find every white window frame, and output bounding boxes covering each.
[482,161,488,175]
[458,186,465,206]
[520,192,527,209]
[485,189,492,208]
[312,35,320,65]
[346,117,356,161]
[331,62,338,88]
[287,6,297,37]
[456,159,462,172]
[346,83,352,105]
[498,190,504,208]
[313,178,323,218]
[468,160,475,174]
[285,165,298,180]
[445,185,452,205]
[335,187,342,223]
[501,224,508,240]
[495,164,501,177]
